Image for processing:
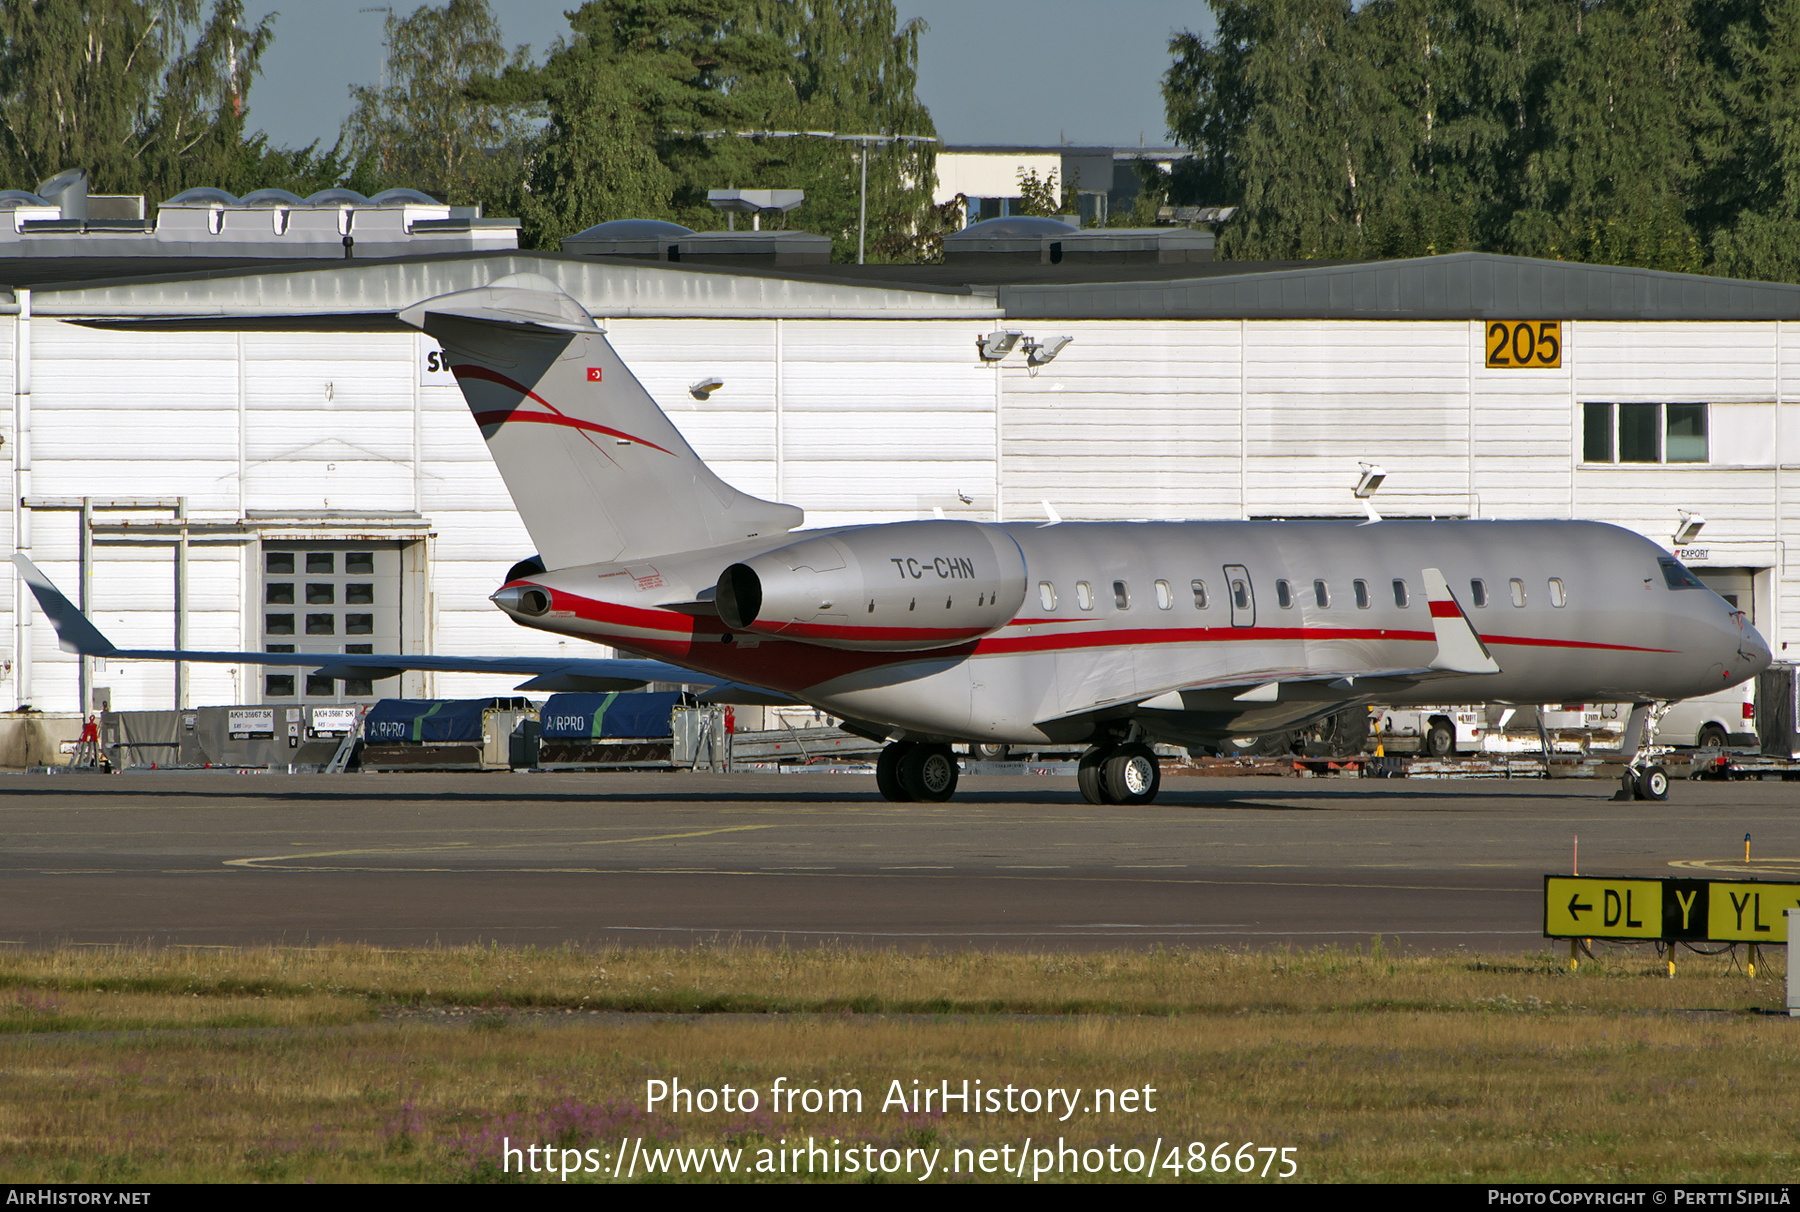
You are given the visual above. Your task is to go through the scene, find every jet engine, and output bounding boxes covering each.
[715,521,1027,651]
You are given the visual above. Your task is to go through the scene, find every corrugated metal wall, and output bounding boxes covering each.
[6,311,1800,711]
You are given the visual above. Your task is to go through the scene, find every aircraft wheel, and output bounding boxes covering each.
[974,742,1010,761]
[1636,764,1670,802]
[1077,747,1109,805]
[876,742,914,803]
[1102,744,1161,806]
[899,743,959,802]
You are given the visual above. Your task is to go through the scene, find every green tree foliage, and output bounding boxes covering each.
[0,0,338,204]
[480,0,938,259]
[1015,167,1060,217]
[342,0,537,204]
[1163,0,1800,278]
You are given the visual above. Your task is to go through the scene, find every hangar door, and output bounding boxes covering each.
[1694,568,1755,622]
[259,543,403,703]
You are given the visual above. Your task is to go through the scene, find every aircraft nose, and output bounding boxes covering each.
[1739,618,1772,677]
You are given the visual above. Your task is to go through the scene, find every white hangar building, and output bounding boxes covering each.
[5,240,1800,717]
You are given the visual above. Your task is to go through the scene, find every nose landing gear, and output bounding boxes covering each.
[1077,743,1162,806]
[875,741,960,803]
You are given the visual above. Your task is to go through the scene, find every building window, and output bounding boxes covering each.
[1313,579,1329,608]
[265,674,295,697]
[1470,579,1488,608]
[1583,402,1708,464]
[1353,579,1370,609]
[266,613,294,635]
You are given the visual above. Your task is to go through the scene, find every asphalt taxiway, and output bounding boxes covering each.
[0,770,1793,952]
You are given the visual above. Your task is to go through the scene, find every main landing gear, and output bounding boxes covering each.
[876,741,960,803]
[1077,743,1162,806]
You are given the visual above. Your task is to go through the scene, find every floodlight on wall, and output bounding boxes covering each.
[1025,335,1073,366]
[977,330,1023,361]
[690,376,725,401]
[1354,463,1388,525]
[1674,509,1706,545]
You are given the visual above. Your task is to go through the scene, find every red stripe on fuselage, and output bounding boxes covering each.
[453,364,676,455]
[542,588,1677,694]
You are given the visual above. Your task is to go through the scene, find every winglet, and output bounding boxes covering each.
[11,555,117,656]
[1421,567,1499,674]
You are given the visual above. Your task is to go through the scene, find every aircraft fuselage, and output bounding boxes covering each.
[498,518,1768,748]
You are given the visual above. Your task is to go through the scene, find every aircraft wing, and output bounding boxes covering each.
[1049,565,1501,721]
[12,555,798,701]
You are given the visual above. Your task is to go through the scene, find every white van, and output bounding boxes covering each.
[1658,681,1757,749]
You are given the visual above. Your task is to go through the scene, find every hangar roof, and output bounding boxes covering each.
[0,251,1001,322]
[822,251,1800,321]
[3,248,1798,324]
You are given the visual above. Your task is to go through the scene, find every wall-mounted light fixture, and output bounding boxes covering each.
[689,376,725,401]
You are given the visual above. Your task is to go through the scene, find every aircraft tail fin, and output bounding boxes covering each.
[399,273,802,569]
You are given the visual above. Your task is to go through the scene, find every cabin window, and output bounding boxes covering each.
[1232,580,1251,611]
[1276,579,1293,609]
[1313,579,1329,608]
[1038,581,1056,611]
[1113,580,1130,609]
[1353,579,1370,609]
[1154,580,1173,610]
[1548,578,1567,607]
[1191,579,1208,609]
[1509,578,1526,607]
[1076,581,1094,611]
[1470,579,1488,608]
[1392,579,1409,608]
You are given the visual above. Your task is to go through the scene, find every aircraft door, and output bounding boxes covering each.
[1224,564,1255,628]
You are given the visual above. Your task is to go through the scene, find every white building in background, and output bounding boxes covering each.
[933,144,1188,227]
[5,248,1800,716]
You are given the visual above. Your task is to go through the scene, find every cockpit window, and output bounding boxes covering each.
[1658,557,1705,590]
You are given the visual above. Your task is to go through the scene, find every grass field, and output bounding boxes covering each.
[0,941,1793,1183]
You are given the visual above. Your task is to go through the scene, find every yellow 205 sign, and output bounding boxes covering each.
[1485,320,1562,368]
